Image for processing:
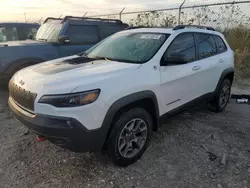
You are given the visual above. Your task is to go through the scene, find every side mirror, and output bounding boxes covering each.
[161,53,188,66]
[28,34,33,40]
[58,35,70,44]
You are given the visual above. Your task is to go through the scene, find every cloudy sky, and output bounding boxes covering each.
[0,0,233,22]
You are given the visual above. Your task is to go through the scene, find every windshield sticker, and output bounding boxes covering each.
[140,34,162,40]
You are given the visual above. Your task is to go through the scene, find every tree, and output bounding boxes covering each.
[130,11,177,27]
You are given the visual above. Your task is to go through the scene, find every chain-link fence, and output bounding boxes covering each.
[181,1,250,88]
[90,1,250,89]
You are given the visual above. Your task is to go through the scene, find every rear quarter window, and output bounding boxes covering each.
[214,35,227,53]
[196,33,217,59]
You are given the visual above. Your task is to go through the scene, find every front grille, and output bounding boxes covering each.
[9,80,37,111]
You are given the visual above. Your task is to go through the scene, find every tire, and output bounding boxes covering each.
[209,79,232,113]
[107,108,153,167]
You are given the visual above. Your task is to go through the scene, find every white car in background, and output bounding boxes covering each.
[9,25,234,166]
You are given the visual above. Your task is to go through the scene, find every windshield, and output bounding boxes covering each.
[84,32,170,64]
[35,22,62,42]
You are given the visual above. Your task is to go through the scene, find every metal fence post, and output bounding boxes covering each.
[83,12,88,17]
[119,7,125,20]
[178,0,186,25]
[39,17,43,24]
[24,12,27,22]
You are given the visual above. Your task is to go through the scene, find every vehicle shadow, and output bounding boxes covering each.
[0,86,9,107]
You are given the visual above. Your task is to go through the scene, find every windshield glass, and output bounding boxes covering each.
[85,32,170,64]
[35,21,62,42]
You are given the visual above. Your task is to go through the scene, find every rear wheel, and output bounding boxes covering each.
[107,108,152,167]
[209,79,231,113]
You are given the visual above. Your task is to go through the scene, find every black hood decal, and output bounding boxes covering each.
[33,57,101,75]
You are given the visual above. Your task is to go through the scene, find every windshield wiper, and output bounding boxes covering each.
[93,56,113,61]
[78,52,88,57]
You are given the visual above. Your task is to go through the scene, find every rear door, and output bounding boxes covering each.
[194,33,222,95]
[56,24,100,57]
[213,35,231,74]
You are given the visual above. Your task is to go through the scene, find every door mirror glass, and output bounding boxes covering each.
[58,35,70,44]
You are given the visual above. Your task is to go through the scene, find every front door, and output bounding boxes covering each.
[159,32,202,113]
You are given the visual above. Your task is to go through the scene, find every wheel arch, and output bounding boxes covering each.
[4,57,45,75]
[215,67,234,92]
[100,90,160,149]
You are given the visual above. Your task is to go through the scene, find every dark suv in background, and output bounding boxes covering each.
[0,22,39,42]
[0,16,128,85]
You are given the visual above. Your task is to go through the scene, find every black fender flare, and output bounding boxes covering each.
[98,90,160,148]
[4,57,45,75]
[215,67,234,92]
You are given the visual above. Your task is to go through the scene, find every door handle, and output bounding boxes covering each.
[192,66,201,71]
[219,59,224,64]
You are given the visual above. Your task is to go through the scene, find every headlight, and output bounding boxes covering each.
[38,89,100,107]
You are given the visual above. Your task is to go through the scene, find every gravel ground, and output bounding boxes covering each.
[0,88,250,188]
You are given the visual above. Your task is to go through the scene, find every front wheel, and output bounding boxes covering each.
[209,79,231,113]
[107,108,153,167]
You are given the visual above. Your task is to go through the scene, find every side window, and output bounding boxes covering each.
[102,26,123,38]
[31,27,38,37]
[17,27,33,40]
[0,27,18,42]
[214,35,227,53]
[196,33,217,59]
[66,25,99,44]
[162,33,196,65]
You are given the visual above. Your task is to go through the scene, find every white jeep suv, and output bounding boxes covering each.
[9,25,234,166]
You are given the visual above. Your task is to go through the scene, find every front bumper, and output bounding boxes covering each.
[9,97,106,152]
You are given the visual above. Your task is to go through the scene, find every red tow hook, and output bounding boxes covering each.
[36,135,46,142]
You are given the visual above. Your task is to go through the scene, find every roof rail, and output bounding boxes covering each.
[124,26,145,30]
[173,25,215,31]
[43,17,63,24]
[61,16,123,24]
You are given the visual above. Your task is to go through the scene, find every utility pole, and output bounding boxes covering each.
[178,0,186,25]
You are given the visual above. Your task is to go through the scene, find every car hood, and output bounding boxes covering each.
[13,55,141,94]
[0,40,47,47]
